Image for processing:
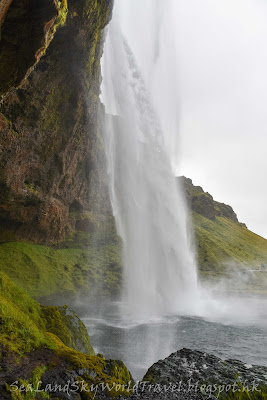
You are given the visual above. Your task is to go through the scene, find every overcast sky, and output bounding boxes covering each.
[176,0,267,239]
[117,0,267,239]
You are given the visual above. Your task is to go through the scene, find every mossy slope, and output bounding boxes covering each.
[179,177,267,293]
[0,219,122,299]
[0,272,54,355]
[0,271,94,355]
[0,272,132,399]
[42,305,94,355]
[194,212,267,272]
[194,212,267,293]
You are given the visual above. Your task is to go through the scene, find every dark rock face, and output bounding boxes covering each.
[0,0,113,242]
[214,201,238,222]
[0,0,67,99]
[179,176,238,222]
[0,0,13,30]
[0,348,132,400]
[192,193,215,220]
[143,348,267,399]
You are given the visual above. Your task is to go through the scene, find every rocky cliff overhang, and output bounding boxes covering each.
[0,0,68,101]
[0,0,113,242]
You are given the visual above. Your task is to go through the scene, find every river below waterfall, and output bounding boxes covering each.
[82,298,267,381]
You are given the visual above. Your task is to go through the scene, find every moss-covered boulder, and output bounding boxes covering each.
[0,271,94,356]
[42,305,94,355]
[0,272,133,399]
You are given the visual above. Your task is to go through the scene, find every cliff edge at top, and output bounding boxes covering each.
[179,176,239,223]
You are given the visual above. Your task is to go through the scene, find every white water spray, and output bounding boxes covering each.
[101,2,198,317]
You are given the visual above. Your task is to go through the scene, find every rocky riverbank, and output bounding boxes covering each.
[138,348,267,400]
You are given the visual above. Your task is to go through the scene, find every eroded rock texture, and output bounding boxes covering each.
[0,0,113,242]
[143,348,267,399]
[179,176,238,222]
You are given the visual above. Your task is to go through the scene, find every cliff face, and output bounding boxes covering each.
[0,0,68,99]
[179,176,239,222]
[0,0,113,242]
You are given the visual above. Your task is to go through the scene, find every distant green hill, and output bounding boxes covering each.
[179,177,267,295]
[0,177,266,300]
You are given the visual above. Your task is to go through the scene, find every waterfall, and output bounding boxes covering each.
[101,1,198,317]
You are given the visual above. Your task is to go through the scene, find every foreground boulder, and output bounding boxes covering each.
[142,348,267,399]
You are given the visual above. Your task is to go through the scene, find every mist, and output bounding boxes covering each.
[119,0,267,239]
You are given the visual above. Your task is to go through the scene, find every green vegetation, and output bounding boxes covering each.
[194,212,267,271]
[223,386,267,400]
[194,212,267,294]
[0,271,95,355]
[1,204,266,299]
[0,271,55,355]
[178,177,267,294]
[42,305,94,355]
[0,271,132,399]
[0,219,122,299]
[7,366,49,400]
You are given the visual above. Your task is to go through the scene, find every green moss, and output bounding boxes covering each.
[7,366,49,400]
[194,213,267,269]
[0,271,95,358]
[0,219,122,299]
[0,0,113,242]
[0,272,132,398]
[0,272,55,355]
[51,340,132,398]
[54,0,68,29]
[224,386,267,399]
[104,360,133,386]
[42,305,95,355]
[194,212,267,293]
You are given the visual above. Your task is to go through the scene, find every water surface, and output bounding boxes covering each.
[83,299,267,381]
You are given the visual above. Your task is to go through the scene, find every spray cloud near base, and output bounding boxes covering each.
[100,1,265,324]
[101,1,199,318]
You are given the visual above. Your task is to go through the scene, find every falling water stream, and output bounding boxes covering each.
[83,0,267,380]
[101,5,198,318]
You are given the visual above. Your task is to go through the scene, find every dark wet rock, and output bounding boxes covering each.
[0,347,133,400]
[141,348,267,399]
[0,0,113,242]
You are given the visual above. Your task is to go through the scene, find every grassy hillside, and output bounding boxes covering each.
[194,213,267,272]
[1,178,266,300]
[0,218,122,300]
[179,177,267,294]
